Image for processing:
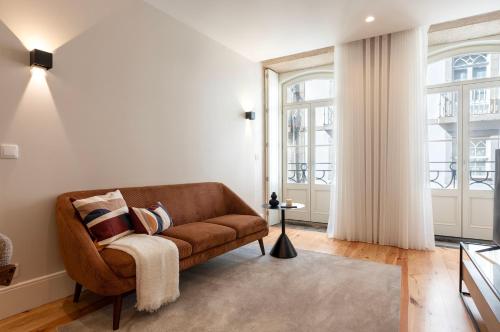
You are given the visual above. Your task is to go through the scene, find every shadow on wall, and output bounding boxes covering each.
[0,0,137,52]
[0,21,30,142]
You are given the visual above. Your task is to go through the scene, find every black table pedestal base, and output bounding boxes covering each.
[270,233,297,259]
[264,203,302,259]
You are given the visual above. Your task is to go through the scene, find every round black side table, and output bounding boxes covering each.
[263,203,304,259]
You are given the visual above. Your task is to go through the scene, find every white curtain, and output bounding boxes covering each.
[327,27,435,250]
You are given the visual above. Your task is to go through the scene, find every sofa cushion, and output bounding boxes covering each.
[203,215,267,238]
[100,236,192,278]
[72,190,133,246]
[162,222,236,254]
[130,202,173,235]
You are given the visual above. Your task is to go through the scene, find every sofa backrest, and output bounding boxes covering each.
[60,182,228,226]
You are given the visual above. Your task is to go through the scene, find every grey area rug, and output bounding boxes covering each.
[58,246,400,332]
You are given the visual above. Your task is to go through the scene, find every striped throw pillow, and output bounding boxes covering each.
[130,202,173,235]
[72,190,133,246]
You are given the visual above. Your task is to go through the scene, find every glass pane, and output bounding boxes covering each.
[473,67,487,79]
[305,79,334,101]
[468,86,500,190]
[286,82,305,103]
[453,69,467,81]
[315,146,332,185]
[427,91,458,189]
[314,105,334,185]
[427,53,500,85]
[287,108,308,146]
[287,147,308,184]
[315,106,334,145]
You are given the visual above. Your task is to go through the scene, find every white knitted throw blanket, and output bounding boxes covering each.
[108,234,179,311]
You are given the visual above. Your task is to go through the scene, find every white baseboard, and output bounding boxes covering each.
[0,270,74,320]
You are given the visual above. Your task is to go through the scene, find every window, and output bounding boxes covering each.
[452,54,488,82]
[314,105,334,184]
[286,78,333,104]
[470,140,487,159]
[287,82,305,103]
[427,52,500,85]
[284,74,334,185]
[286,108,309,184]
[427,91,458,189]
[427,51,500,191]
[470,88,489,115]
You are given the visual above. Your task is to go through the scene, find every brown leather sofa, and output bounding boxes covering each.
[56,182,268,330]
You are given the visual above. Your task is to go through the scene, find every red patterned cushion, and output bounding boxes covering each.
[72,190,133,246]
[130,202,173,235]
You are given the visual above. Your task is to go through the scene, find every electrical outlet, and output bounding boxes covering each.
[13,263,19,279]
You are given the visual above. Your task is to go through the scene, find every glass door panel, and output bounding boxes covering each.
[282,74,334,224]
[310,104,334,223]
[427,91,459,189]
[314,105,334,185]
[286,108,308,184]
[287,108,308,146]
[426,88,461,237]
[284,106,310,222]
[468,86,500,191]
[463,83,500,239]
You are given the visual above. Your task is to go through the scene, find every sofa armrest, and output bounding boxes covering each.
[55,195,134,296]
[221,184,261,217]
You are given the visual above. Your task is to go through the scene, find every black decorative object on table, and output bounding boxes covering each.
[262,202,304,259]
[269,192,279,208]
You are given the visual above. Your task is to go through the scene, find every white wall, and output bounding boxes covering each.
[0,0,263,318]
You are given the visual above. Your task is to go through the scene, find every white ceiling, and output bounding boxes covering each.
[145,0,500,62]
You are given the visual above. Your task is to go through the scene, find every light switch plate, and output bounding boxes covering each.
[0,144,19,159]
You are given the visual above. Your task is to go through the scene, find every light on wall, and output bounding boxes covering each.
[30,49,52,70]
[245,111,256,120]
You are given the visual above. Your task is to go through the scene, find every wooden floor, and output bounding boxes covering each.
[0,227,475,332]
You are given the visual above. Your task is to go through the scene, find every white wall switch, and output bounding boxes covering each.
[0,144,19,159]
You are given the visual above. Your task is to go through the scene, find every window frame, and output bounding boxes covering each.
[427,45,500,192]
[281,71,335,187]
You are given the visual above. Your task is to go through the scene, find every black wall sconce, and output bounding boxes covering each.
[30,49,52,70]
[245,111,255,120]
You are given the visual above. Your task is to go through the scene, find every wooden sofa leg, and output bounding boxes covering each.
[258,239,265,255]
[73,282,82,303]
[113,294,123,330]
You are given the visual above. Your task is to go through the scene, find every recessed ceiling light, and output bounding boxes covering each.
[365,16,375,23]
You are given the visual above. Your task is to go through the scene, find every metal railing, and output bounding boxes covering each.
[429,161,495,190]
[438,99,500,118]
[287,161,496,189]
[287,162,332,184]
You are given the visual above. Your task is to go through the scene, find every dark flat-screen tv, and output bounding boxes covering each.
[494,150,500,245]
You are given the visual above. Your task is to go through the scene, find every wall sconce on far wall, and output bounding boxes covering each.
[245,111,256,120]
[30,49,52,70]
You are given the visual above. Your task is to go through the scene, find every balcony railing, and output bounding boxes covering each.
[288,161,495,189]
[287,162,332,184]
[439,99,500,118]
[429,161,495,190]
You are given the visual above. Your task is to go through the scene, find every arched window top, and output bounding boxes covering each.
[283,73,334,104]
[428,52,500,85]
[453,54,488,68]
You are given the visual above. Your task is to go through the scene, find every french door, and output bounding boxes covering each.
[282,101,333,223]
[428,80,500,240]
